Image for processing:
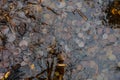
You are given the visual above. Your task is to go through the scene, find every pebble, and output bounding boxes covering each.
[108,34,116,42]
[3,61,10,68]
[18,11,26,18]
[42,0,51,6]
[102,33,108,39]
[65,45,70,52]
[37,50,44,57]
[44,14,51,20]
[96,20,102,25]
[62,12,67,18]
[117,62,120,67]
[76,64,82,71]
[98,0,103,4]
[66,6,74,11]
[7,33,16,42]
[97,74,104,80]
[19,40,28,47]
[17,1,23,9]
[0,73,4,79]
[50,3,56,9]
[23,56,30,62]
[76,2,82,9]
[105,28,111,34]
[72,20,77,26]
[56,1,66,8]
[81,7,86,13]
[78,41,85,48]
[97,28,103,35]
[78,32,84,38]
[1,26,9,34]
[82,23,90,31]
[0,39,2,46]
[87,79,93,80]
[13,48,21,55]
[42,28,48,34]
[107,53,116,61]
[5,42,15,50]
[21,61,27,66]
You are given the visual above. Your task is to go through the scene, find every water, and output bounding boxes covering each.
[0,0,120,80]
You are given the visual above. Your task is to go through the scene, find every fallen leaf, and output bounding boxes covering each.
[30,64,35,70]
[4,71,10,79]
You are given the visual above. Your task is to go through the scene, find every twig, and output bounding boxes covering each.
[75,9,88,21]
[46,7,60,15]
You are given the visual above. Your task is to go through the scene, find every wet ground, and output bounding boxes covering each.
[0,0,120,80]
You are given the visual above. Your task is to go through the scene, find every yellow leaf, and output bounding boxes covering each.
[111,8,118,15]
[118,10,120,15]
[57,64,66,67]
[30,64,35,70]
[55,72,59,76]
[4,71,10,79]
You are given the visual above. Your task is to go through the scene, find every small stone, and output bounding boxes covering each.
[97,28,103,35]
[13,48,21,55]
[87,79,93,80]
[78,32,84,38]
[97,74,104,80]
[82,23,90,31]
[21,61,27,66]
[50,3,56,9]
[108,34,116,42]
[76,65,82,71]
[7,33,16,42]
[42,0,51,6]
[105,28,110,34]
[78,41,85,47]
[19,40,28,50]
[56,1,66,8]
[62,12,67,18]
[65,45,70,52]
[98,0,103,4]
[17,1,23,9]
[76,2,82,9]
[42,28,48,34]
[3,61,9,68]
[18,11,26,18]
[81,7,86,13]
[108,54,116,61]
[5,42,15,50]
[19,40,28,47]
[72,20,77,26]
[0,39,2,46]
[117,62,120,67]
[96,20,102,25]
[103,33,108,39]
[66,6,74,11]
[0,73,4,79]
[44,14,51,20]
[37,50,44,56]
[1,26,9,34]
[23,56,30,62]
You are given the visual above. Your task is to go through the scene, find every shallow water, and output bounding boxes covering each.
[0,0,120,80]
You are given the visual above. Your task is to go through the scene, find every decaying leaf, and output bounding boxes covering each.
[30,64,35,70]
[4,71,11,79]
[111,8,118,15]
[57,64,66,67]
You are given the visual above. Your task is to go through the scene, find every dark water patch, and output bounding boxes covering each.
[102,0,120,29]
